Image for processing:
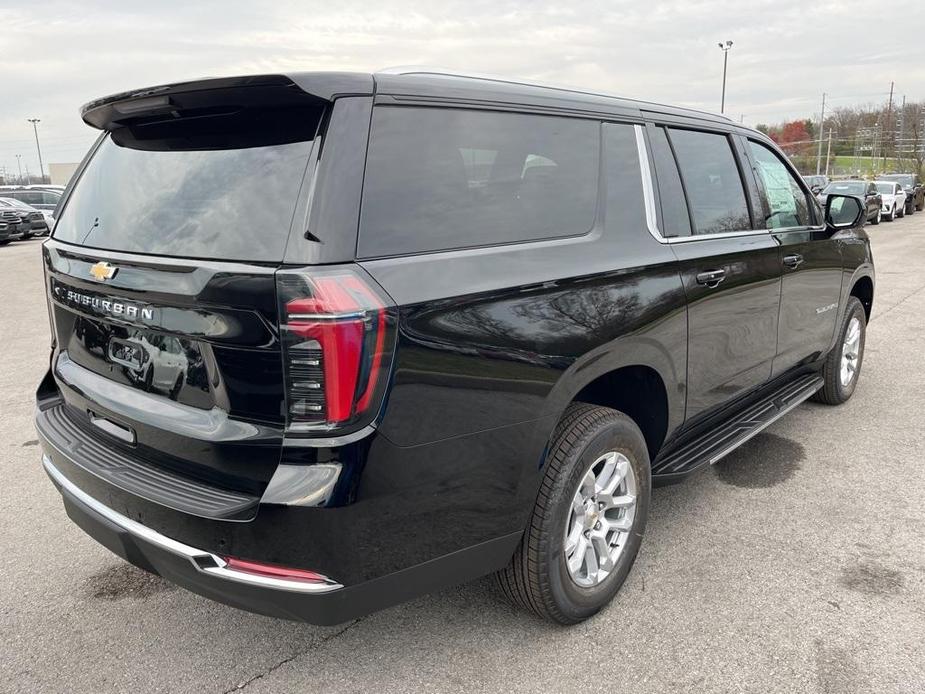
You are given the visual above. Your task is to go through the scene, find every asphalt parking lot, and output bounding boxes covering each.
[1,218,924,694]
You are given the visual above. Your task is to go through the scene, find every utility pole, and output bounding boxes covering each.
[815,92,826,174]
[717,40,733,114]
[27,118,45,182]
[885,81,894,169]
[15,154,23,183]
[824,130,833,177]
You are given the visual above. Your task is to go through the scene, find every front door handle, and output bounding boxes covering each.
[696,269,726,287]
[783,253,804,269]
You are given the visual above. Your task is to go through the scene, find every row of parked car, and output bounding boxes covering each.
[803,173,925,225]
[0,185,63,245]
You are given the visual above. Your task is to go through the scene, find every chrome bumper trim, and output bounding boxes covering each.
[43,455,343,594]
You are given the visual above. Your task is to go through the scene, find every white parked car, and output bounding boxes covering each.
[875,181,907,221]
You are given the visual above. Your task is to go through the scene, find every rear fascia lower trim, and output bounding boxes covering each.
[42,455,343,594]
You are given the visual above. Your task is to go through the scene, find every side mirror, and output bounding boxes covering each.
[810,185,822,194]
[825,194,865,230]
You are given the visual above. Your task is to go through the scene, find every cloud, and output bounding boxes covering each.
[1,0,922,175]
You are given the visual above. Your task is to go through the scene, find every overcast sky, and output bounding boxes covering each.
[2,0,924,176]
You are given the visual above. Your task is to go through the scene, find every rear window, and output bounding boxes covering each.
[53,134,313,261]
[358,107,600,258]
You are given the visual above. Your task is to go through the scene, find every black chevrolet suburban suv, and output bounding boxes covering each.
[36,69,874,625]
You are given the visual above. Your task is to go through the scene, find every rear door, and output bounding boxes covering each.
[43,87,325,501]
[743,138,843,377]
[649,125,782,421]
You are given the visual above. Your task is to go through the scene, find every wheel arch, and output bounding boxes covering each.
[849,274,874,322]
[540,338,685,464]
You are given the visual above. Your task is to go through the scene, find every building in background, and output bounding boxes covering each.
[48,162,79,186]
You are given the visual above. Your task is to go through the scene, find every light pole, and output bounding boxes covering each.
[27,118,45,182]
[717,40,733,114]
[15,154,23,183]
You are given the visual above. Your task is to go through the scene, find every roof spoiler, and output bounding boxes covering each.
[80,72,375,131]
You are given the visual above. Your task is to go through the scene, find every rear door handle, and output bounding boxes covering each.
[695,269,726,287]
[783,253,804,269]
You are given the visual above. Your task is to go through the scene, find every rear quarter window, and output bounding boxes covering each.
[358,107,600,258]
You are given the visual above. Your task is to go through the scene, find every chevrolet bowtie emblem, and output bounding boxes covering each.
[89,261,117,281]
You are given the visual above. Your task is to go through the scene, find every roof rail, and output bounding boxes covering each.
[375,66,732,122]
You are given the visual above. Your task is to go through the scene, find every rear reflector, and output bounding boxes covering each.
[222,557,329,584]
[276,265,395,434]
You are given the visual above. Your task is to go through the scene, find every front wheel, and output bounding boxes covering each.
[898,204,906,218]
[885,206,895,222]
[495,403,650,624]
[813,297,866,405]
[870,209,881,225]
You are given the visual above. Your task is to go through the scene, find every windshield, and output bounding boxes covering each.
[0,198,32,210]
[53,134,314,261]
[875,183,895,194]
[881,174,913,187]
[824,181,866,195]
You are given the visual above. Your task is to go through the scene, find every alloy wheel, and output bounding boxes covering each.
[564,451,637,588]
[840,316,861,387]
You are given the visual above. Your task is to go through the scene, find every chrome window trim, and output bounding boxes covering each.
[634,124,663,243]
[764,224,827,234]
[665,228,772,244]
[43,455,343,594]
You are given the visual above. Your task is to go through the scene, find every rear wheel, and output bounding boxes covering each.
[495,403,650,624]
[813,297,866,405]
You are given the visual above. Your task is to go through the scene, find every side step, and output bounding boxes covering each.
[651,374,823,482]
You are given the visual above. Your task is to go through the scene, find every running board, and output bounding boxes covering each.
[651,374,823,482]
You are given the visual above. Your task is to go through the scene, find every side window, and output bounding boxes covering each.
[43,192,61,205]
[747,141,811,229]
[648,127,692,237]
[358,107,600,258]
[667,128,751,235]
[602,123,647,237]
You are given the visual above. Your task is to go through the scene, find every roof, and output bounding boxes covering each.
[81,67,736,131]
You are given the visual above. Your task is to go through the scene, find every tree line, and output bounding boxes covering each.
[755,99,924,178]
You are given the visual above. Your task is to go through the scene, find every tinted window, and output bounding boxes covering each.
[53,134,312,261]
[668,128,750,235]
[648,127,691,237]
[603,123,647,236]
[358,107,599,258]
[42,192,61,205]
[748,141,810,229]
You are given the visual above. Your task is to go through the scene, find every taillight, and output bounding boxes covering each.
[277,265,395,433]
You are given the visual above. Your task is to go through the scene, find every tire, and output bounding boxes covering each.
[898,205,905,219]
[870,209,881,225]
[495,403,651,624]
[908,203,915,216]
[812,296,866,405]
[885,206,894,222]
[0,240,9,246]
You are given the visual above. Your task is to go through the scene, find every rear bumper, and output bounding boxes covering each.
[44,453,521,624]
